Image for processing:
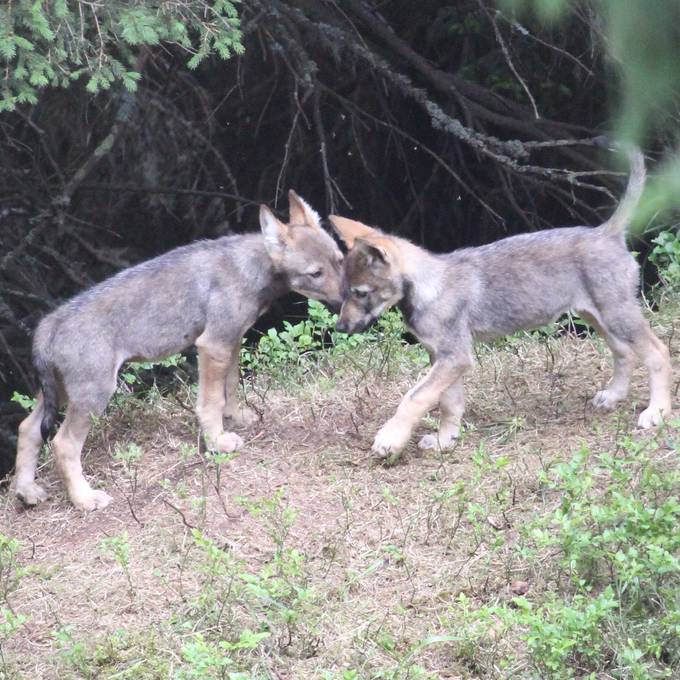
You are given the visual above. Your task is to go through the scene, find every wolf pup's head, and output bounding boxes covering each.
[260,191,344,310]
[329,216,405,334]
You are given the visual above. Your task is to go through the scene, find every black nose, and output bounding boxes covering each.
[336,318,348,333]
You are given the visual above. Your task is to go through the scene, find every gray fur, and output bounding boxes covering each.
[14,193,344,510]
[36,235,285,425]
[333,148,671,458]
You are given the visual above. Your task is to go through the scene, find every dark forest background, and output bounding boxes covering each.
[1,0,678,472]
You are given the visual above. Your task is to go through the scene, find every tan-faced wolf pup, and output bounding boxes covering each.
[330,148,672,459]
[13,191,343,511]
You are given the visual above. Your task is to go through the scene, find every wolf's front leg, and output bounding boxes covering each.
[372,357,470,459]
[222,344,259,428]
[418,378,465,450]
[196,343,244,452]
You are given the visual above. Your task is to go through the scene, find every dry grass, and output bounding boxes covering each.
[1,302,679,679]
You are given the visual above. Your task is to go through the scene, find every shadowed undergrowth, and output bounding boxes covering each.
[0,291,679,679]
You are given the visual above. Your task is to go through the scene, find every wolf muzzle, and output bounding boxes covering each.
[336,315,376,334]
[336,318,351,333]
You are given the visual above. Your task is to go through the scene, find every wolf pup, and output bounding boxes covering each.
[13,191,343,511]
[330,149,672,459]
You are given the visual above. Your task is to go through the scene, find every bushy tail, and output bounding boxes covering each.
[34,344,58,442]
[601,144,646,237]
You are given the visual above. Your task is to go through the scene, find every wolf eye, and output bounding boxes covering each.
[308,269,323,279]
[353,289,368,299]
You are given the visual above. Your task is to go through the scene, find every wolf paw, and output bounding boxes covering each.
[207,431,244,453]
[637,406,668,429]
[417,427,460,451]
[72,489,113,512]
[591,389,623,410]
[371,420,411,459]
[14,481,48,506]
[225,406,259,428]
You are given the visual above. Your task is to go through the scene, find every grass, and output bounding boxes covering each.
[0,295,678,679]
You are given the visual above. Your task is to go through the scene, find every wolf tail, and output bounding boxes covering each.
[601,144,646,237]
[33,326,59,442]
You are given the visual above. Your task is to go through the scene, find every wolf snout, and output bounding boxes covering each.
[336,317,369,334]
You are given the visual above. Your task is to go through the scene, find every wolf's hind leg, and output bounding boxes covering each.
[587,304,672,427]
[580,310,636,410]
[222,343,258,428]
[634,327,672,428]
[53,404,112,511]
[418,378,465,450]
[196,343,244,452]
[13,393,49,505]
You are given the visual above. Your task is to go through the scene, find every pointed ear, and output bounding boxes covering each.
[355,237,391,266]
[328,215,380,248]
[288,190,321,229]
[259,205,289,262]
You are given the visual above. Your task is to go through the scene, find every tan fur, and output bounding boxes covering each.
[325,216,375,247]
[13,395,48,505]
[195,342,244,454]
[222,344,258,427]
[331,149,672,459]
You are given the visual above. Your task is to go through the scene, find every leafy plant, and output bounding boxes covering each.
[0,607,26,676]
[0,535,25,607]
[0,535,31,676]
[189,527,241,618]
[177,634,234,680]
[0,1,244,111]
[451,433,680,678]
[240,299,409,381]
[120,353,186,387]
[53,625,91,679]
[113,442,143,469]
[649,228,680,290]
[184,492,321,666]
[100,532,135,598]
[10,392,36,411]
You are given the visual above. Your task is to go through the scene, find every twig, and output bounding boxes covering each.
[495,10,595,76]
[146,93,244,221]
[321,84,506,224]
[481,1,540,119]
[57,51,147,208]
[163,499,197,530]
[274,104,301,206]
[78,184,259,206]
[313,86,348,213]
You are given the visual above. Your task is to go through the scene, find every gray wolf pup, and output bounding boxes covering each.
[330,149,672,459]
[13,191,343,511]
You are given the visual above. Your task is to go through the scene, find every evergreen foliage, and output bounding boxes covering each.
[0,0,243,111]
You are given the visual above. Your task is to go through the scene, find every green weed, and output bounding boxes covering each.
[99,532,135,598]
[53,625,91,679]
[0,535,24,607]
[120,353,186,388]
[649,228,680,291]
[0,535,32,678]
[174,491,323,675]
[9,392,36,411]
[241,299,410,383]
[449,432,680,678]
